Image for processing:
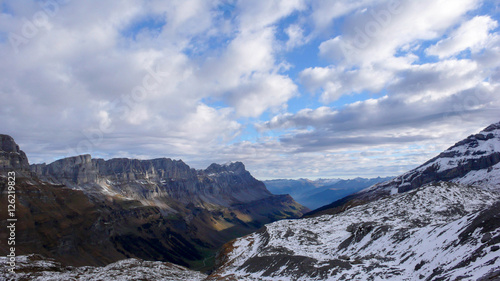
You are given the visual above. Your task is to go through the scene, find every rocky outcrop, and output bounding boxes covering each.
[0,134,29,172]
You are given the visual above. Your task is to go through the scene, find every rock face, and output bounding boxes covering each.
[0,135,308,270]
[208,183,500,280]
[31,157,275,208]
[31,156,194,186]
[0,134,29,172]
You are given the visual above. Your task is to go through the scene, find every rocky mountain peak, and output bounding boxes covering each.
[1,134,21,153]
[0,134,30,172]
[224,161,246,172]
[358,120,500,196]
[306,120,500,218]
[447,121,500,151]
[483,121,500,132]
[205,161,246,175]
[55,154,92,165]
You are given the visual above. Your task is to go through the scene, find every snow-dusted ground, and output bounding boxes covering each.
[453,161,500,188]
[208,183,500,280]
[0,255,207,281]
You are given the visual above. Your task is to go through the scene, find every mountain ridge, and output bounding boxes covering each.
[0,134,308,271]
[306,121,500,217]
[30,155,274,208]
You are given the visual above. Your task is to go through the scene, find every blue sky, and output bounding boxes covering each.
[0,0,499,179]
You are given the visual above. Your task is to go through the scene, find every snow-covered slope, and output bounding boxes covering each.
[307,121,500,218]
[0,255,207,281]
[208,183,500,280]
[367,121,500,195]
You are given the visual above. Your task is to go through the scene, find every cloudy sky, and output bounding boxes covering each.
[1,0,499,179]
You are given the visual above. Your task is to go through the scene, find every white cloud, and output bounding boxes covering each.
[229,73,297,117]
[194,6,302,118]
[426,16,498,58]
[0,0,498,180]
[0,0,304,162]
[177,103,241,142]
[317,0,478,66]
[285,24,307,49]
[300,65,394,102]
[237,0,306,32]
[309,0,376,32]
[300,0,482,103]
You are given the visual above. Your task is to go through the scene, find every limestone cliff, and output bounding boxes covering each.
[0,135,308,270]
[0,134,29,172]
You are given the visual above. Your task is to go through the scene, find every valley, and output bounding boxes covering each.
[2,121,500,280]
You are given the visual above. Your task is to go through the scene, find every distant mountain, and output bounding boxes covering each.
[207,121,500,280]
[263,178,325,199]
[0,135,308,271]
[264,177,392,209]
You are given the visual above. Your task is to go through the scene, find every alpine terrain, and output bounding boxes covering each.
[207,121,500,280]
[264,177,392,209]
[0,134,308,276]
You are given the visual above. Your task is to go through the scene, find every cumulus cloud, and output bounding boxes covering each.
[0,0,498,179]
[426,16,498,58]
[227,73,297,117]
[262,54,500,163]
[0,0,303,163]
[237,0,306,32]
[300,65,394,102]
[317,0,478,65]
[285,24,307,49]
[303,0,481,102]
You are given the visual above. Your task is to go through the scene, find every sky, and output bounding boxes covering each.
[0,0,499,180]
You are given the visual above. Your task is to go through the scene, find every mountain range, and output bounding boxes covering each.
[0,135,308,271]
[264,177,392,209]
[208,121,500,280]
[2,121,500,280]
